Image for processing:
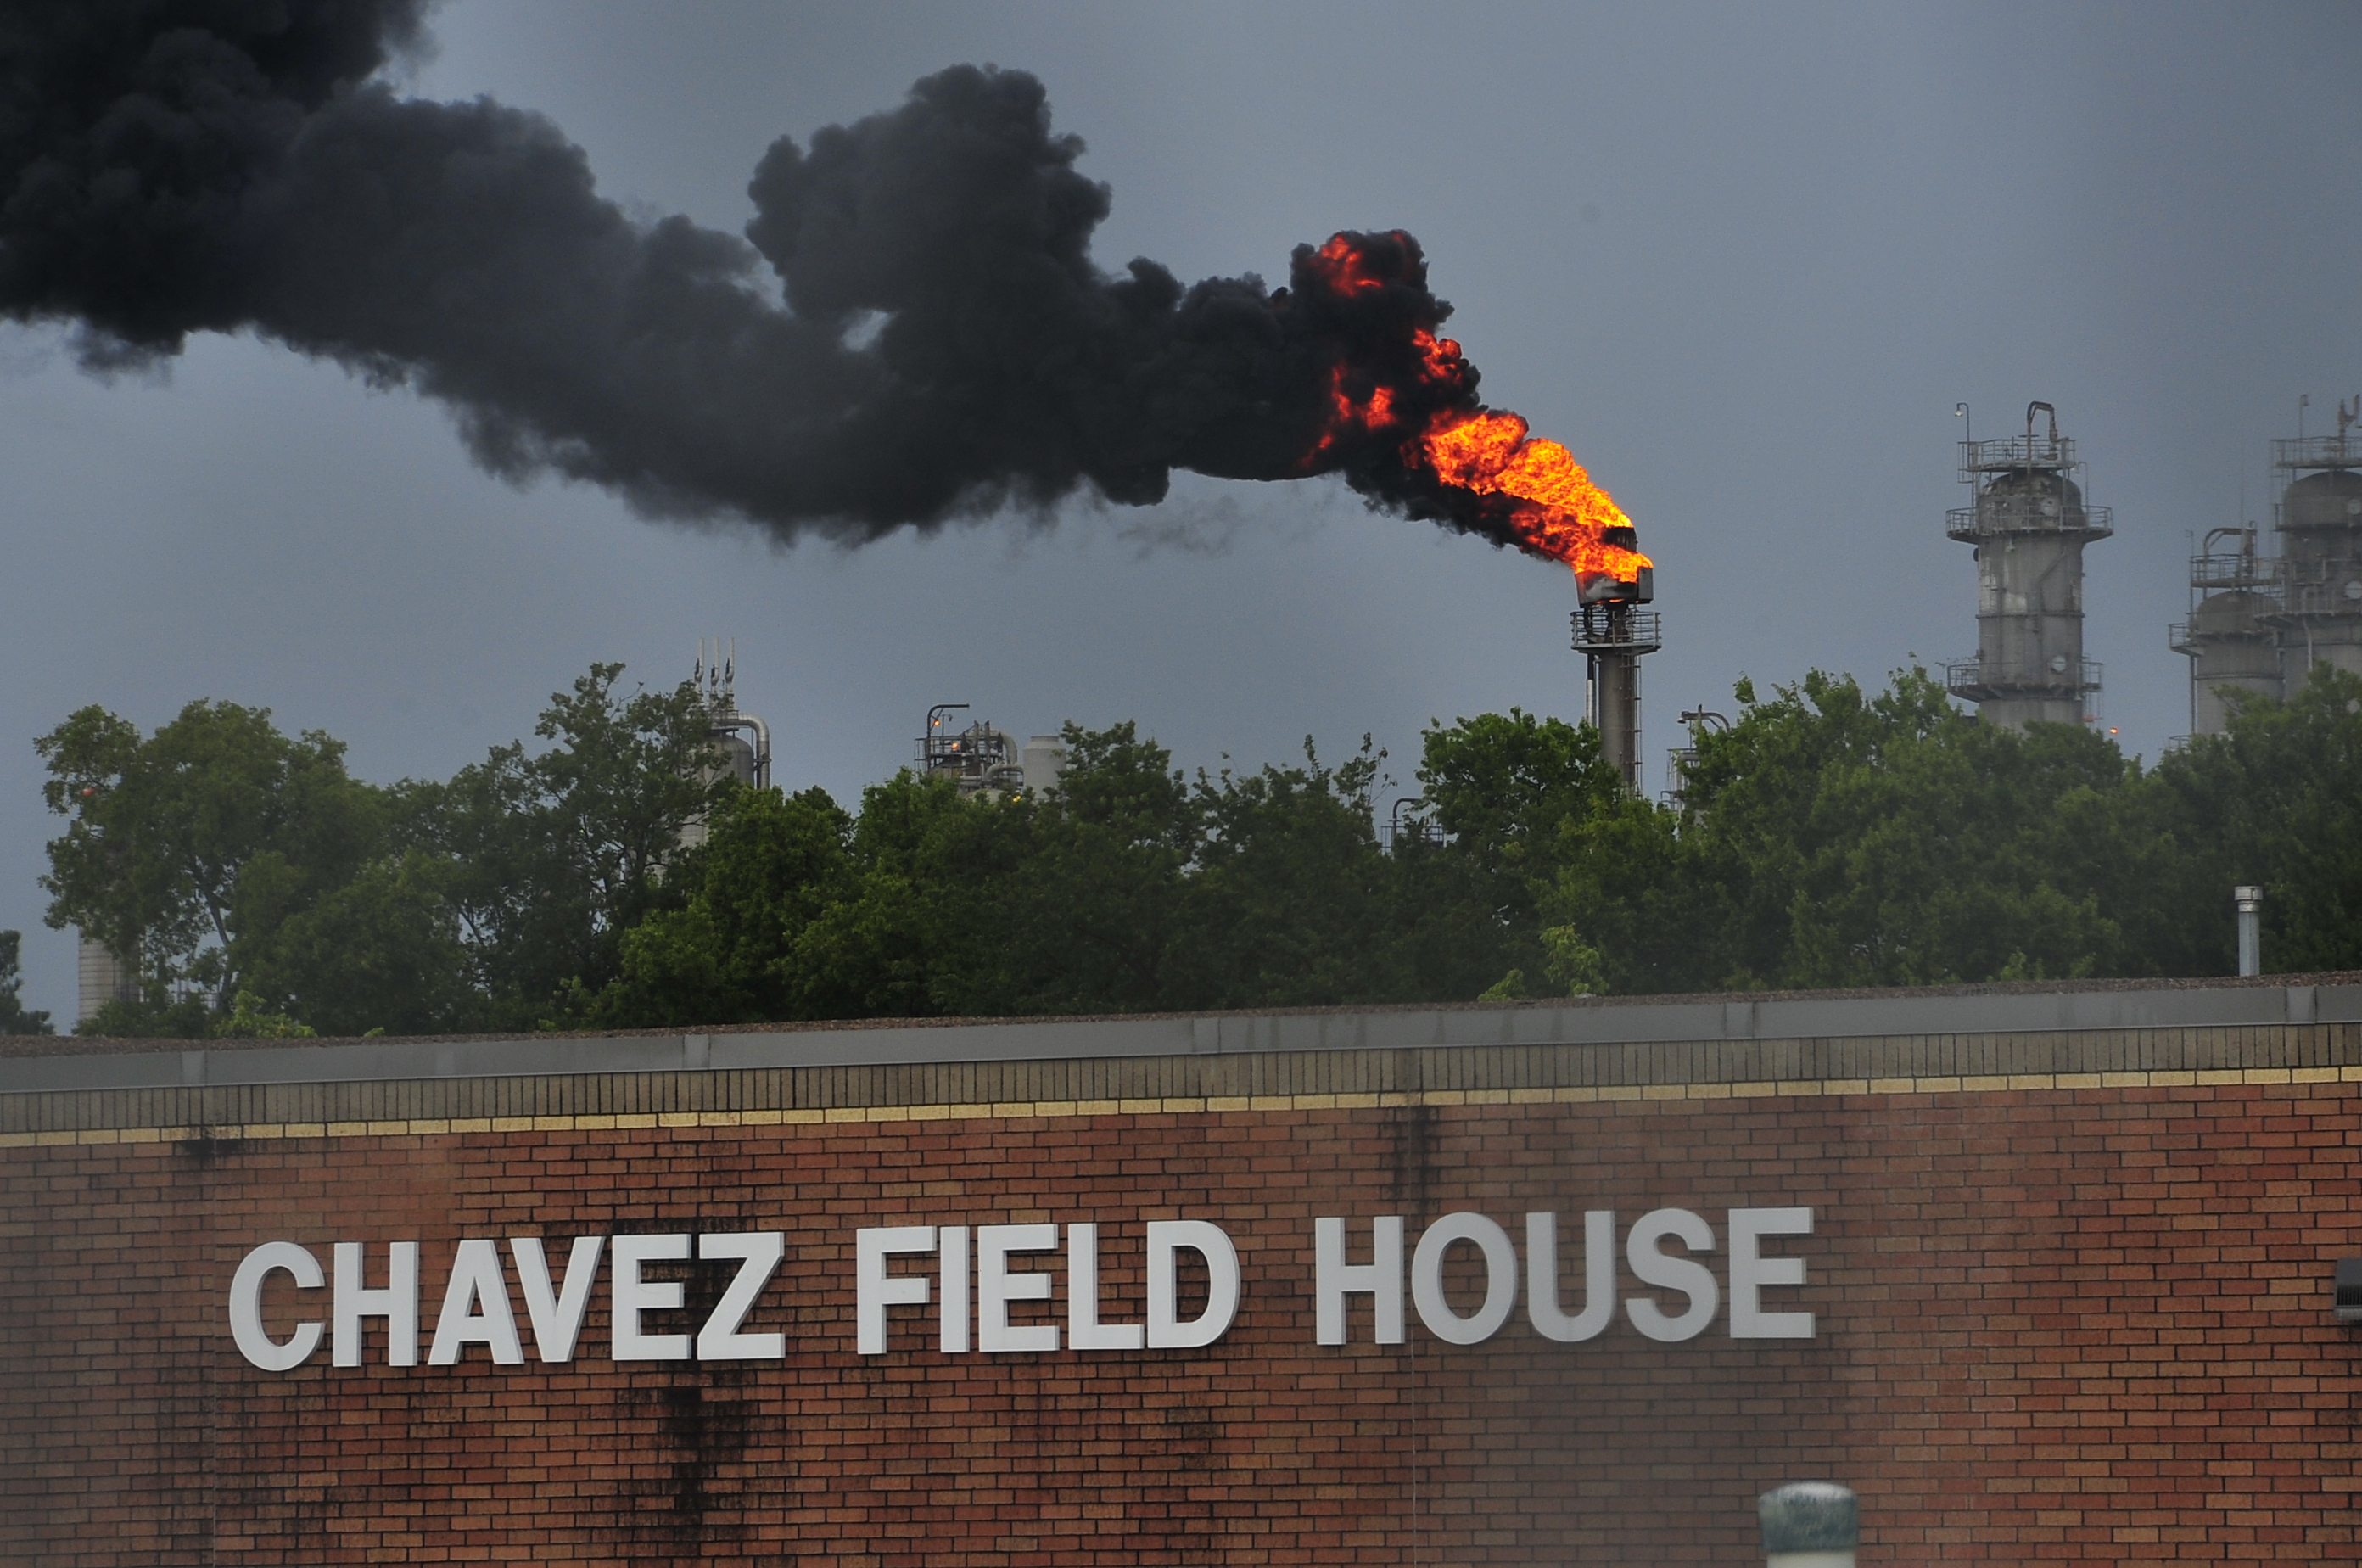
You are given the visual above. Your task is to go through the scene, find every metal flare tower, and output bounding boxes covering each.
[1945,402,2112,730]
[1570,533,1660,791]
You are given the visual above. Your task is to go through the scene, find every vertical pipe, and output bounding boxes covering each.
[2236,885,2264,977]
[1595,650,1640,792]
[1760,1482,1856,1568]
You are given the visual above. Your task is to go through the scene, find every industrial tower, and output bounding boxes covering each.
[2174,400,2362,733]
[1945,402,2112,729]
[1570,529,1660,790]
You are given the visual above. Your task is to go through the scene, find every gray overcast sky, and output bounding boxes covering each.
[3,1,2358,1022]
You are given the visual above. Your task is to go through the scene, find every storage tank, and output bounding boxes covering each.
[76,933,136,1024]
[1021,735,1068,795]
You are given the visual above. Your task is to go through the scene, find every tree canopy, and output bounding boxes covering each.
[0,931,52,1036]
[34,661,2362,1039]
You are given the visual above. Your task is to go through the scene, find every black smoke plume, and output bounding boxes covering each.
[0,1,1507,545]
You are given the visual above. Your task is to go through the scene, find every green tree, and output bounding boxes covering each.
[2138,664,2362,974]
[1412,708,1625,997]
[0,931,54,1036]
[37,700,383,1028]
[416,664,725,1026]
[776,770,1023,1020]
[990,722,1193,1013]
[1544,669,2143,993]
[589,786,854,1028]
[1162,738,1398,1010]
[214,989,316,1039]
[238,850,482,1036]
[589,721,1199,1026]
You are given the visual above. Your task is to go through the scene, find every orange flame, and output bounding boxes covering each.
[1419,410,1651,581]
[1299,233,1650,586]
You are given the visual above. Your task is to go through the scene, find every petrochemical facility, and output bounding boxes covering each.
[16,393,2362,1568]
[65,394,2362,1028]
[1943,402,2111,731]
[2174,398,2362,736]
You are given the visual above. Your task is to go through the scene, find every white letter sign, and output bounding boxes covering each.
[977,1224,1060,1353]
[1314,1216,1404,1346]
[857,1225,935,1356]
[609,1234,691,1361]
[1145,1220,1240,1349]
[1728,1207,1815,1339]
[230,1241,324,1371]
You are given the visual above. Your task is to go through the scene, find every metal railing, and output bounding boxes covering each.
[1662,747,1699,807]
[2170,611,2280,651]
[1946,503,2113,539]
[1944,655,2102,701]
[1961,434,2076,475]
[2273,434,2362,473]
[2264,579,2362,619]
[2189,552,2275,590]
[1570,608,1663,654]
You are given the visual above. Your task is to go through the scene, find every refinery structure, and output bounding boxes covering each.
[1943,402,2111,731]
[1571,530,1660,791]
[2174,397,2362,736]
[66,391,2362,1021]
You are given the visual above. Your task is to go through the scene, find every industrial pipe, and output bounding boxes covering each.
[1759,1482,1856,1568]
[718,714,771,790]
[2236,886,2264,977]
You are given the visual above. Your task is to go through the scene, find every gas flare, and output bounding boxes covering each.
[1296,232,1652,588]
[2,8,1651,577]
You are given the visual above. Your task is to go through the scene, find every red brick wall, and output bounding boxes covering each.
[5,1081,2359,1564]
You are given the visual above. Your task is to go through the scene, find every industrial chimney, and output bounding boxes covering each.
[1945,402,2112,729]
[1570,537,1660,790]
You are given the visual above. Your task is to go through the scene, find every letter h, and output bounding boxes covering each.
[1314,1217,1403,1345]
[333,1241,419,1366]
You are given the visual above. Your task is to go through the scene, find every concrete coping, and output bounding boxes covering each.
[2,977,2356,1096]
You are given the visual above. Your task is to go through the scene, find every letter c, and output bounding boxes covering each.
[230,1242,325,1371]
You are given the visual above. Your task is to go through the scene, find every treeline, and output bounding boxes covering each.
[25,662,2362,1039]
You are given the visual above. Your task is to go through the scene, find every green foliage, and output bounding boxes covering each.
[81,992,213,1039]
[1396,708,1623,1000]
[989,722,1192,1013]
[589,785,853,1028]
[2138,665,2362,974]
[35,661,2362,1040]
[417,664,724,1027]
[38,664,718,1038]
[238,852,481,1037]
[1537,926,1608,997]
[215,990,316,1039]
[1543,668,2142,991]
[1161,737,1396,1010]
[37,699,383,1017]
[0,931,53,1035]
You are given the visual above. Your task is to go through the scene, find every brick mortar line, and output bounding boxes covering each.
[3,1062,2355,1146]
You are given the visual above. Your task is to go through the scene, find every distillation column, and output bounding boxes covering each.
[1945,402,2113,730]
[2170,526,2279,738]
[2174,400,2362,736]
[2258,403,2362,692]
